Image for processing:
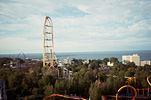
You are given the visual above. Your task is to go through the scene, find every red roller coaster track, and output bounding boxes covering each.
[43,94,87,100]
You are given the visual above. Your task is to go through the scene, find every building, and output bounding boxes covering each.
[64,57,71,64]
[141,61,151,66]
[83,59,90,64]
[107,62,114,67]
[58,61,63,67]
[10,61,16,68]
[122,54,140,66]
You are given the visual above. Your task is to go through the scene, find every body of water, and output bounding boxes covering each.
[0,50,151,62]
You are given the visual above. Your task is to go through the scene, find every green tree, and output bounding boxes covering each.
[106,77,114,94]
[103,58,109,65]
[144,64,151,72]
[8,70,25,97]
[0,57,13,68]
[110,57,119,63]
[95,79,107,96]
[97,59,103,64]
[84,69,96,84]
[42,75,54,86]
[54,80,66,94]
[78,59,83,66]
[44,85,54,97]
[98,71,106,82]
[136,70,150,88]
[13,58,25,64]
[32,88,43,95]
[89,83,100,100]
[125,67,135,77]
[34,61,43,73]
[89,61,99,69]
[0,70,8,82]
[126,62,136,68]
[24,95,37,100]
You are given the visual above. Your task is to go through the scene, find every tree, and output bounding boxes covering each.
[110,57,119,63]
[32,88,43,95]
[89,83,100,100]
[69,78,79,95]
[14,58,25,64]
[54,80,66,94]
[95,79,107,96]
[136,70,150,88]
[97,59,103,64]
[78,76,86,96]
[89,62,98,69]
[126,62,136,68]
[34,61,43,73]
[0,70,8,82]
[22,75,32,94]
[0,57,13,68]
[42,75,54,86]
[106,77,114,94]
[98,71,106,82]
[84,70,96,84]
[78,59,83,66]
[125,67,135,77]
[103,58,109,65]
[24,95,38,100]
[44,85,54,97]
[39,74,56,88]
[144,64,151,72]
[8,70,25,97]
[71,58,78,65]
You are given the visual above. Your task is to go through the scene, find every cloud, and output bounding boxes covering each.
[0,0,151,53]
[77,5,90,13]
[0,37,42,53]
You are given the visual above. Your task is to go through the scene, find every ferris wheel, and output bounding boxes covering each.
[43,16,56,69]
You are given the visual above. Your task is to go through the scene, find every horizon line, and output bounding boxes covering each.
[0,49,151,55]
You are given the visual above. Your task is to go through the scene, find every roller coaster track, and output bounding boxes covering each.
[102,85,137,100]
[18,52,26,59]
[103,75,151,100]
[43,16,56,69]
[43,94,87,100]
[116,85,137,100]
[147,75,151,86]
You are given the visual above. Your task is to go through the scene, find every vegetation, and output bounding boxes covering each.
[0,57,151,100]
[0,57,13,68]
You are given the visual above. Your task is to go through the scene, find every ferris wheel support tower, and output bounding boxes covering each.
[43,16,55,69]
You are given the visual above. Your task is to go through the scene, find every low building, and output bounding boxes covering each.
[58,61,63,67]
[141,61,151,66]
[64,57,71,64]
[107,62,114,67]
[83,59,90,64]
[122,54,140,66]
[10,61,16,68]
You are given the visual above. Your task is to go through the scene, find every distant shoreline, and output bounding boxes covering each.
[0,50,151,62]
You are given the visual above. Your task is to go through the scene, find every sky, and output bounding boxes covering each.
[0,0,151,54]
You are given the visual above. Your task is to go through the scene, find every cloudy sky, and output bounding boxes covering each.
[0,0,151,54]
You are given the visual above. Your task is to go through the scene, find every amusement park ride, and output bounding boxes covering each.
[43,16,57,69]
[42,16,151,100]
[101,75,151,100]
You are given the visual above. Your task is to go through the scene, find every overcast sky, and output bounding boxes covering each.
[0,0,151,54]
